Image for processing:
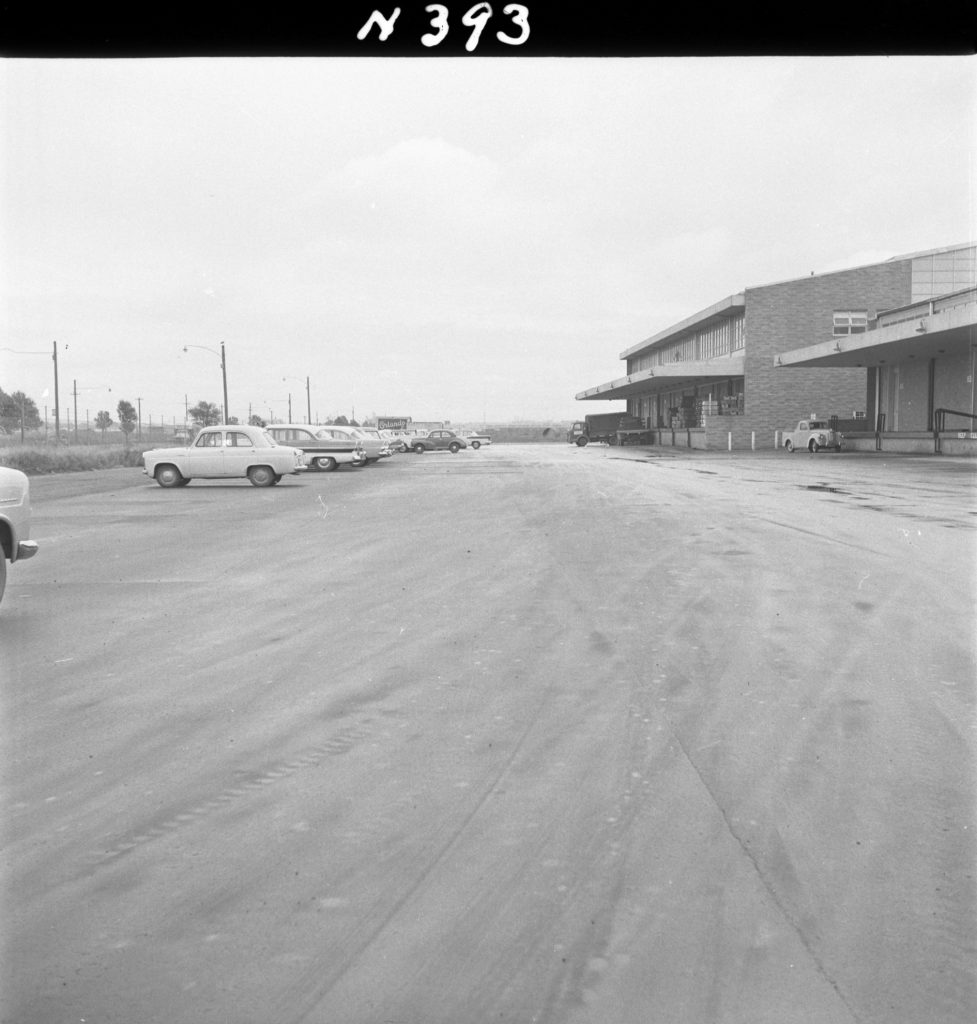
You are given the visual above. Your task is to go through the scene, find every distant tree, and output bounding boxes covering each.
[188,400,221,427]
[333,414,349,426]
[248,414,267,427]
[95,410,113,440]
[116,400,138,448]
[227,415,239,425]
[0,389,42,434]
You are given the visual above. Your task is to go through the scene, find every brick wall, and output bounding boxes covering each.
[743,261,913,446]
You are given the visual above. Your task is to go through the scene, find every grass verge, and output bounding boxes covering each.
[0,444,148,475]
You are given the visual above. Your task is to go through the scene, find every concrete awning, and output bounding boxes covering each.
[776,293,976,368]
[575,355,746,401]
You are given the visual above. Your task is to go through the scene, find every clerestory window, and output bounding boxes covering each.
[833,310,868,335]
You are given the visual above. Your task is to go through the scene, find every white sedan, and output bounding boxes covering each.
[142,424,307,487]
[461,431,492,449]
[0,465,39,605]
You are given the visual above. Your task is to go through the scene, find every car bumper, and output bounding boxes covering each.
[15,539,39,562]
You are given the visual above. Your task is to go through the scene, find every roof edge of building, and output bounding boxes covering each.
[619,293,745,360]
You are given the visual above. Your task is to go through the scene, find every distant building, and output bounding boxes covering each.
[575,243,976,452]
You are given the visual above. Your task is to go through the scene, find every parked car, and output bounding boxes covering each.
[459,431,492,449]
[264,424,367,471]
[316,425,391,463]
[0,466,39,605]
[142,424,307,487]
[409,429,468,453]
[378,428,410,452]
[354,427,397,458]
[782,417,844,453]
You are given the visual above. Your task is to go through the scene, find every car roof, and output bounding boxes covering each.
[201,424,263,432]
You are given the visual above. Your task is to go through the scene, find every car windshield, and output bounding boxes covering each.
[261,432,279,446]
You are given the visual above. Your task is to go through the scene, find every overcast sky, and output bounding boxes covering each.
[2,56,974,427]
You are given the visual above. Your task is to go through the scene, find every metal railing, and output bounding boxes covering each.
[933,408,977,453]
[875,287,977,330]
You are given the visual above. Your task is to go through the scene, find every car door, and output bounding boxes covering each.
[224,430,258,476]
[189,430,225,476]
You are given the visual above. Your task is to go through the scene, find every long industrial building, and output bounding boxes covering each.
[575,243,976,453]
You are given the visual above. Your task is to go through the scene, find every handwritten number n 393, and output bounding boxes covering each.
[357,5,531,49]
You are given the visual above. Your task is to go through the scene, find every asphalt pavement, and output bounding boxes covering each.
[2,444,975,1024]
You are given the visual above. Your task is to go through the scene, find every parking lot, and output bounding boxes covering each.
[2,444,975,1024]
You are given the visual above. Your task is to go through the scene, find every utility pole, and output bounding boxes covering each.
[137,397,143,440]
[53,341,61,444]
[72,379,79,444]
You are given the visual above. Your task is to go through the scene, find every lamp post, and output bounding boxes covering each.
[282,376,311,424]
[183,342,229,424]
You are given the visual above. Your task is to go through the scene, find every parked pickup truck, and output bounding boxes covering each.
[782,417,843,453]
[265,424,367,471]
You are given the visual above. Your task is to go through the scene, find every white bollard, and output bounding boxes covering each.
[728,432,732,451]
[751,431,756,451]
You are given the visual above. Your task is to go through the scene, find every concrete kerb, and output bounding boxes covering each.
[590,443,977,466]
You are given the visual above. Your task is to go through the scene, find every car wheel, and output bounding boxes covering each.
[176,478,191,487]
[470,440,481,449]
[448,442,461,453]
[808,439,819,453]
[576,436,589,447]
[248,465,276,487]
[315,456,338,471]
[784,440,794,453]
[155,464,184,488]
[412,443,426,454]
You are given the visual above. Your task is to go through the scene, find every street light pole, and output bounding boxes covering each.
[53,342,61,444]
[183,343,229,424]
[221,342,229,425]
